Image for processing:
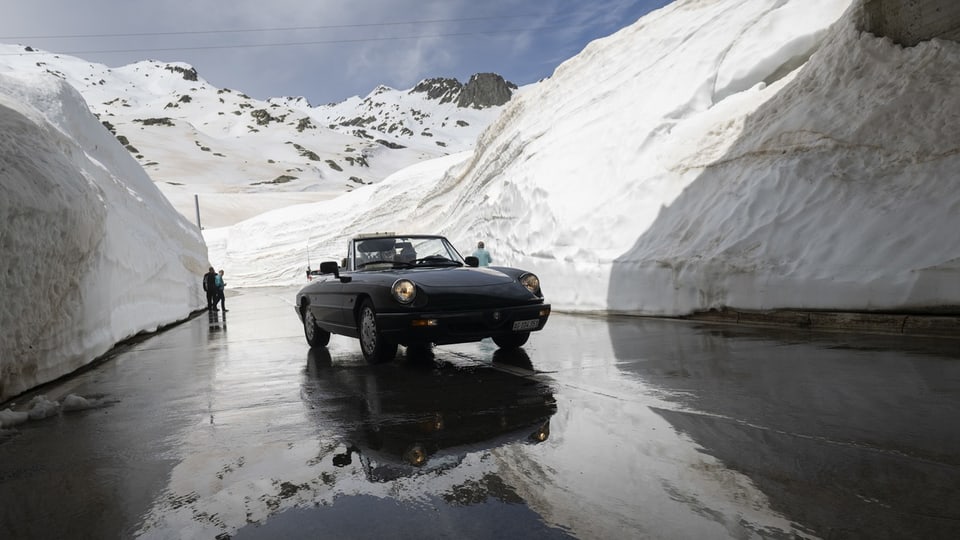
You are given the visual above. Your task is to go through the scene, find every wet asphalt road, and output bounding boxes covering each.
[1,287,959,540]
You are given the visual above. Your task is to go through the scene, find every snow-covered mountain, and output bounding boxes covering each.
[0,45,515,227]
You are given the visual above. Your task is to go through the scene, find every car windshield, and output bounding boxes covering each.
[353,236,465,269]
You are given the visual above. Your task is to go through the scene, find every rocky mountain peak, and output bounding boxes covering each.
[458,73,517,109]
[410,77,462,104]
[410,73,516,109]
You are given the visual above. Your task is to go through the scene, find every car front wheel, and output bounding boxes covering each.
[358,300,397,363]
[493,332,530,349]
[303,308,331,347]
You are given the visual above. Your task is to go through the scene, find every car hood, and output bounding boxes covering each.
[405,267,517,287]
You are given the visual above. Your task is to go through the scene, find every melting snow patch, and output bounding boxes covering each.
[61,393,104,411]
[27,395,61,420]
[0,393,107,428]
[0,408,30,428]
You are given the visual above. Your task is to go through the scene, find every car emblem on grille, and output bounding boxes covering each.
[493,311,501,320]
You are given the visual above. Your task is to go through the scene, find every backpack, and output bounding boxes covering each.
[204,272,217,291]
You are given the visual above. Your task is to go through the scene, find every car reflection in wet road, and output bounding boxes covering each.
[0,287,958,540]
[302,346,556,482]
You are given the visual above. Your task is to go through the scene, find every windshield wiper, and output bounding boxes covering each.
[412,256,463,267]
[357,260,412,269]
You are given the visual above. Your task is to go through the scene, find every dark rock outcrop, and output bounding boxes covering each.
[457,73,517,109]
[409,73,516,109]
[165,65,199,81]
[410,77,462,104]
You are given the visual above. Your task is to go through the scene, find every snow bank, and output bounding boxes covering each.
[0,72,207,402]
[608,3,960,314]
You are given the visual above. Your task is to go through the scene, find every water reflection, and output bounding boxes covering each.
[207,308,227,337]
[302,347,557,482]
[606,318,960,539]
[491,347,535,370]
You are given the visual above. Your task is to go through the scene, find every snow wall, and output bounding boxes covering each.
[0,72,208,402]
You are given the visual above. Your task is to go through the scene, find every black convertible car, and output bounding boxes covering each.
[295,233,551,362]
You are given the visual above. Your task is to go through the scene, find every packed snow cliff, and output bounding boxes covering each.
[0,72,207,402]
[208,0,960,315]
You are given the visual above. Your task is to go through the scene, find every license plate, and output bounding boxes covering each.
[512,318,540,331]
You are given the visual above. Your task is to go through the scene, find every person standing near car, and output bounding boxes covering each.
[203,267,218,310]
[473,241,492,267]
[215,269,228,312]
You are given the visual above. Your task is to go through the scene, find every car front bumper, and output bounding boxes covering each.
[376,303,551,345]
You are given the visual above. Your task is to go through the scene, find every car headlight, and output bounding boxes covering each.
[520,273,541,295]
[392,279,417,304]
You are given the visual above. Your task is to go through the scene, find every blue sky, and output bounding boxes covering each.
[0,0,671,105]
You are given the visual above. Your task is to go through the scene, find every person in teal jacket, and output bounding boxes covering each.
[472,241,492,267]
[215,269,228,312]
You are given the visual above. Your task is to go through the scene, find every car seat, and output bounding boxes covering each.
[397,242,416,263]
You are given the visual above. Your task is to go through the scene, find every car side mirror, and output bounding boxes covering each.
[465,256,479,268]
[320,261,353,283]
[321,260,351,283]
[320,261,340,277]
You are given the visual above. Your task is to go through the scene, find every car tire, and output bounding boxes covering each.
[303,308,331,347]
[493,332,530,349]
[358,300,397,363]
